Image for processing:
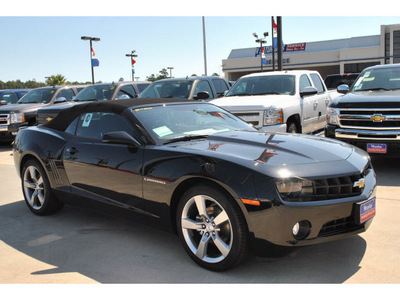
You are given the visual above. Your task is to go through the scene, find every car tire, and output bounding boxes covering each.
[176,184,250,271]
[287,122,299,133]
[21,159,63,216]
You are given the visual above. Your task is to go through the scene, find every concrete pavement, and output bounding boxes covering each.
[1,144,400,284]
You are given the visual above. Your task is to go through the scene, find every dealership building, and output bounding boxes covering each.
[222,23,400,81]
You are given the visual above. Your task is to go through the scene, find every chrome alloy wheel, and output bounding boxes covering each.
[23,166,45,210]
[181,195,233,264]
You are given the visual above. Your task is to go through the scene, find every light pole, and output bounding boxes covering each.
[81,36,100,84]
[253,32,268,72]
[167,67,174,78]
[125,50,138,81]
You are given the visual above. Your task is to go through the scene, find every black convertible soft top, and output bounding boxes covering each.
[43,98,196,132]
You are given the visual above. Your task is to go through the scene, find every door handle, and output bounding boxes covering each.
[66,147,78,155]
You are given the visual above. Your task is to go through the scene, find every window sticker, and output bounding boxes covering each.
[153,126,173,137]
[364,71,371,77]
[82,113,93,127]
[362,77,375,82]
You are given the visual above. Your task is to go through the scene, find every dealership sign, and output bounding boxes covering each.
[256,43,306,56]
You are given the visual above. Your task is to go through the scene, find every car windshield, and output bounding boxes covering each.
[17,88,57,104]
[351,67,400,92]
[73,84,117,101]
[324,74,359,89]
[132,103,256,144]
[226,75,296,96]
[139,80,192,99]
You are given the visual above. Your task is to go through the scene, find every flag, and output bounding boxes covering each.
[261,47,267,65]
[91,46,100,67]
[131,58,136,75]
[272,17,278,48]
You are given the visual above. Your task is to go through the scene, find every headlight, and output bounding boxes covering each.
[10,112,25,124]
[276,179,314,201]
[263,107,283,126]
[327,107,340,125]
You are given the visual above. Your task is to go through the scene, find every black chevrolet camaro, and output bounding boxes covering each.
[13,98,377,271]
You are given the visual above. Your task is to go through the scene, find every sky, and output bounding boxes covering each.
[1,1,400,84]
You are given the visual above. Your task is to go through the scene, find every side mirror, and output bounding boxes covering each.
[102,131,141,147]
[0,100,7,105]
[55,97,67,103]
[117,94,130,100]
[300,86,318,98]
[195,91,210,100]
[337,84,350,94]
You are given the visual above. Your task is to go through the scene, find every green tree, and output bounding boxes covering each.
[46,74,67,86]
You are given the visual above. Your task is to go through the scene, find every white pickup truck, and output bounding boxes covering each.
[210,70,332,133]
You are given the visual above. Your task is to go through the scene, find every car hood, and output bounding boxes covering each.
[0,103,45,114]
[331,90,400,109]
[37,102,79,113]
[165,130,369,179]
[210,95,294,110]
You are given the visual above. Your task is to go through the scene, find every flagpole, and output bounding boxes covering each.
[90,39,94,84]
[202,16,208,76]
[271,16,275,71]
[81,36,100,84]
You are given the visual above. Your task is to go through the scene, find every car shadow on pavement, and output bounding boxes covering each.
[0,200,367,283]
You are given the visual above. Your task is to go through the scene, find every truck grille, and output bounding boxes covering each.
[232,111,262,127]
[0,114,10,125]
[37,113,57,125]
[339,109,400,130]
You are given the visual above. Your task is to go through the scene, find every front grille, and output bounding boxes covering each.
[232,111,262,127]
[341,120,400,128]
[339,109,400,129]
[281,165,371,202]
[37,114,56,125]
[318,216,363,237]
[0,114,10,125]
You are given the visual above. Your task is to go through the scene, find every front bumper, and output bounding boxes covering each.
[248,165,376,248]
[259,123,287,133]
[0,123,28,141]
[325,124,400,156]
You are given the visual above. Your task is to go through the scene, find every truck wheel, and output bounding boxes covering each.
[21,159,64,215]
[287,122,299,133]
[176,184,250,271]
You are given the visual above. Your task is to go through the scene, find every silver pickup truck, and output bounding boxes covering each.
[210,70,332,134]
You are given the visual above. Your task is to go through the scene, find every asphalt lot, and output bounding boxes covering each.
[1,143,400,285]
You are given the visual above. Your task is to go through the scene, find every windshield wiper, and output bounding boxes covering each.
[73,98,99,102]
[358,87,391,92]
[163,135,208,145]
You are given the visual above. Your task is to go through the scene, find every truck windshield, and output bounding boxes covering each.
[73,84,117,101]
[352,67,400,92]
[139,80,192,99]
[226,75,295,96]
[17,88,57,104]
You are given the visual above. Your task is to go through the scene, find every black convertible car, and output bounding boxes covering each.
[13,98,376,271]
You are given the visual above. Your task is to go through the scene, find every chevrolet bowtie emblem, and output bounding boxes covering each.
[46,117,53,122]
[353,178,365,189]
[370,114,386,122]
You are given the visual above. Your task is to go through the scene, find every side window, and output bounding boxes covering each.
[211,79,229,97]
[57,89,75,101]
[299,74,312,91]
[194,80,214,99]
[75,112,134,140]
[310,74,326,93]
[117,85,137,99]
[1,92,18,104]
[65,117,79,135]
